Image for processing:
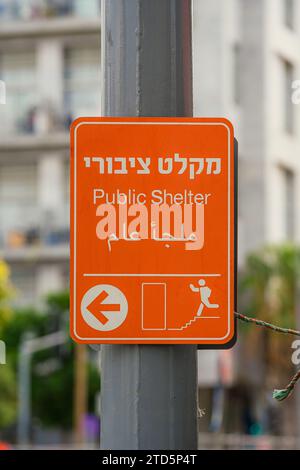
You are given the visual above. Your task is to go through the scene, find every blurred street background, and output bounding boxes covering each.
[0,0,300,449]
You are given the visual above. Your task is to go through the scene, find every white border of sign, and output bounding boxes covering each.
[72,121,232,342]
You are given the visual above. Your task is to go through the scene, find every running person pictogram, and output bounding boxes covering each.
[189,279,219,317]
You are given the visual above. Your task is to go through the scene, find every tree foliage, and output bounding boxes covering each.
[0,260,16,430]
[241,244,300,328]
[240,244,300,385]
[0,260,14,330]
[1,289,100,431]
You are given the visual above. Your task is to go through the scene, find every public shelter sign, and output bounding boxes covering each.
[70,118,235,346]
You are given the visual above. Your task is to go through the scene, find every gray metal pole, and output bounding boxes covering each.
[100,0,197,450]
[17,332,67,445]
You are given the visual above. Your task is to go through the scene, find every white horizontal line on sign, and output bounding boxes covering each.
[83,273,221,277]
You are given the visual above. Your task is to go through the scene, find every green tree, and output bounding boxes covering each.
[0,260,14,331]
[0,366,16,429]
[2,291,99,431]
[0,260,17,430]
[241,244,299,328]
[240,244,299,387]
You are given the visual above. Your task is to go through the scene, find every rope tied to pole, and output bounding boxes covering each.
[272,370,300,401]
[235,312,300,337]
[235,311,300,402]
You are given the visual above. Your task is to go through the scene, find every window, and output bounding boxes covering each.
[64,48,101,122]
[284,0,294,29]
[283,59,294,133]
[11,265,37,307]
[282,168,295,240]
[233,43,241,105]
[0,164,38,247]
[63,160,70,226]
[0,0,100,22]
[72,0,100,17]
[0,51,37,135]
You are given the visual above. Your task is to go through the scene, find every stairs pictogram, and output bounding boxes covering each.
[169,314,201,331]
[168,314,220,331]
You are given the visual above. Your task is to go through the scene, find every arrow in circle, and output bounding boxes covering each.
[86,290,120,325]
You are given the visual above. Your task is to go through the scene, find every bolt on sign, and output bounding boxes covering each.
[70,117,236,346]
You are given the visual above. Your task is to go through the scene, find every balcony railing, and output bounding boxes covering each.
[0,206,70,253]
[0,104,72,137]
[0,100,100,137]
[0,0,100,22]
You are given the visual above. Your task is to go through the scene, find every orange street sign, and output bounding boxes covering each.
[70,117,236,346]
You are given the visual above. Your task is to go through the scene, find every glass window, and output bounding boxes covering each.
[282,167,295,240]
[0,164,38,247]
[0,51,37,135]
[233,43,241,105]
[73,0,100,17]
[11,265,37,307]
[64,48,101,122]
[0,0,100,22]
[283,59,294,133]
[284,0,294,29]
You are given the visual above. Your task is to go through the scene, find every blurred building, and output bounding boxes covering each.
[0,0,101,306]
[193,0,300,434]
[0,0,299,437]
[4,0,298,303]
[193,0,300,262]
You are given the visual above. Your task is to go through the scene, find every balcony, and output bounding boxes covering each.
[0,132,69,152]
[0,243,69,263]
[0,0,100,22]
[0,0,101,38]
[0,208,70,262]
[0,104,71,151]
[0,96,100,149]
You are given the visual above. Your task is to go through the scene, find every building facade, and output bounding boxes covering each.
[0,0,101,306]
[193,0,300,263]
[193,0,300,434]
[2,0,299,306]
[0,0,299,437]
